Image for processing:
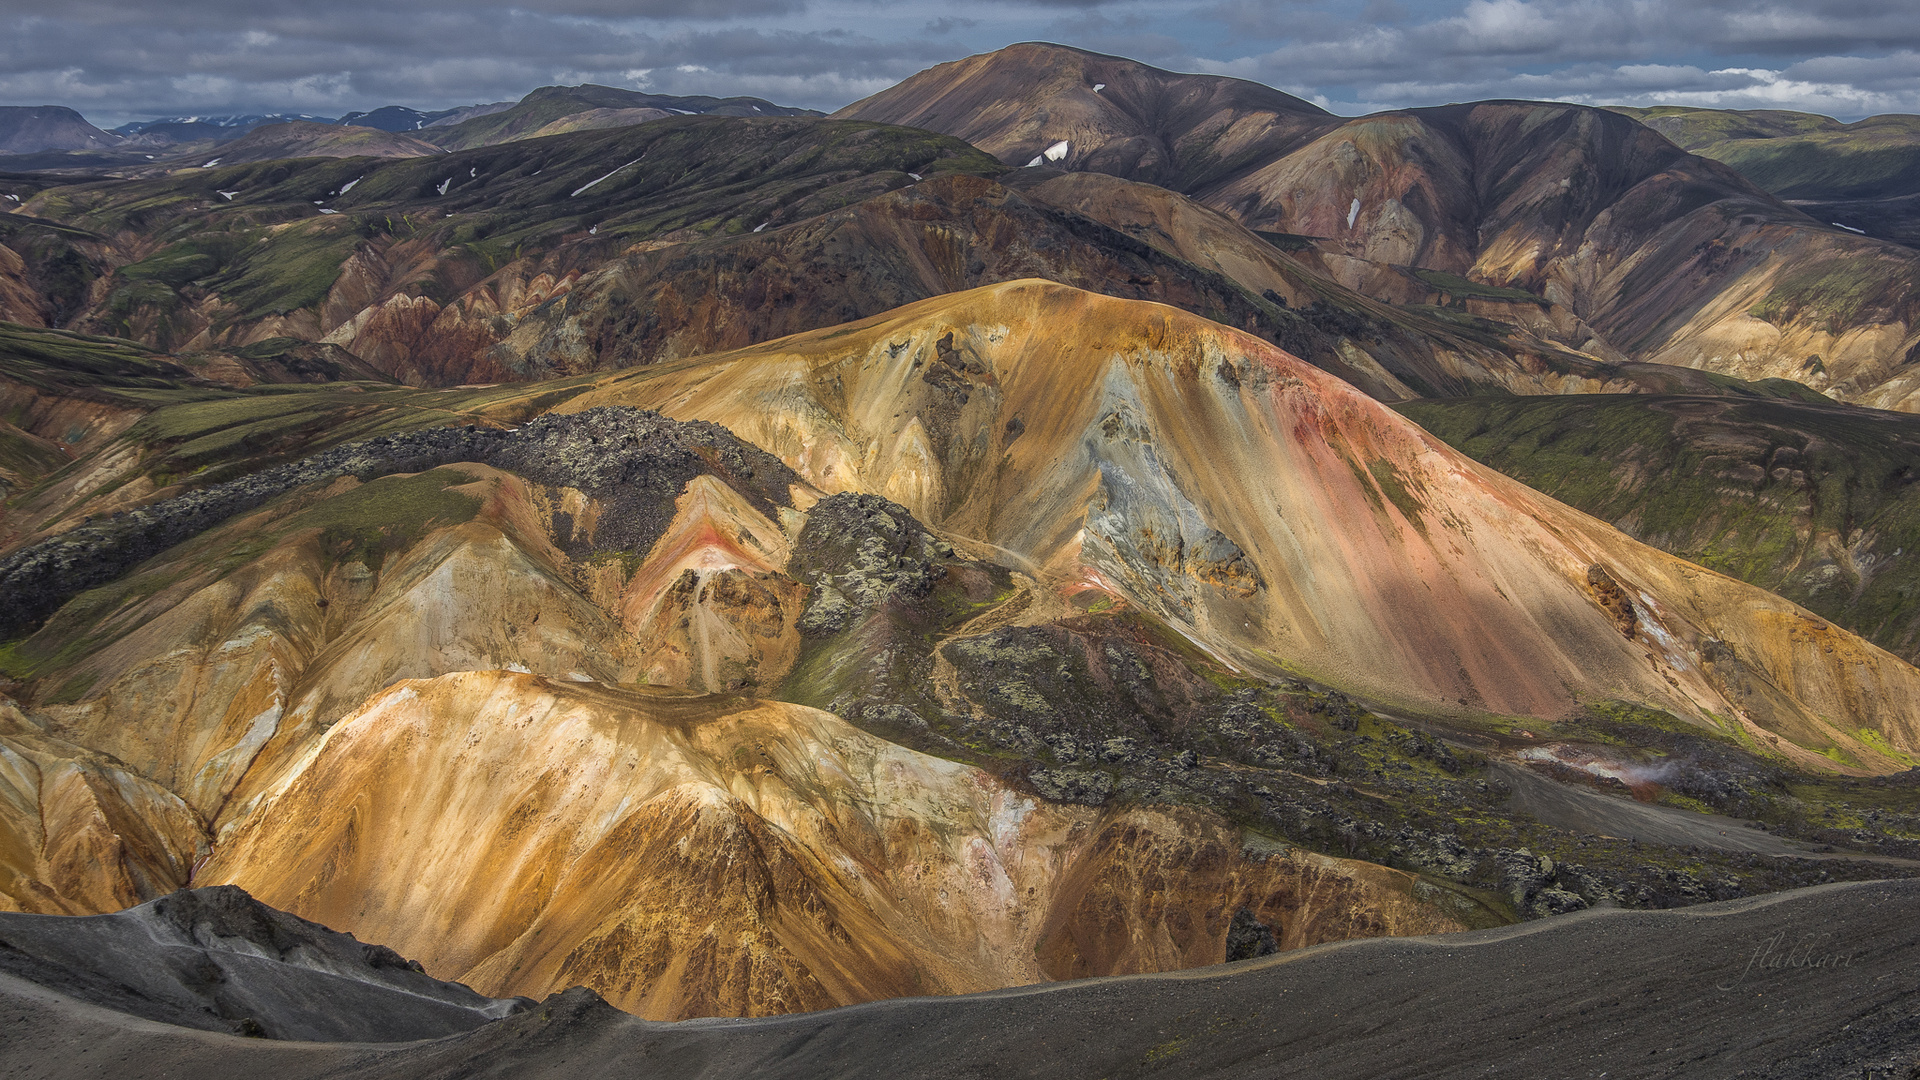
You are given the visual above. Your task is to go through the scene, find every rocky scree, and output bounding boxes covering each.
[0,406,796,639]
[0,885,524,1041]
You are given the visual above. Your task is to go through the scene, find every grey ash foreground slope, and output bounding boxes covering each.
[0,886,525,1042]
[2,881,1917,1079]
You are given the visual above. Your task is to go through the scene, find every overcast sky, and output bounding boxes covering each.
[1,0,1915,125]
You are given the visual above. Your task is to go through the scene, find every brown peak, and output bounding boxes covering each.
[839,41,1330,118]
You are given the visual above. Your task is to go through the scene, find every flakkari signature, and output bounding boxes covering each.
[1718,932,1864,990]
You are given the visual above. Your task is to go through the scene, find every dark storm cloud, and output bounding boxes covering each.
[0,1,935,118]
[0,0,1913,123]
[1,0,809,22]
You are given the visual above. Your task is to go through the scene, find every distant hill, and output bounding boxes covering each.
[1609,105,1920,248]
[110,113,336,146]
[423,84,823,150]
[337,105,470,132]
[424,101,516,128]
[522,106,674,139]
[0,106,121,154]
[1610,105,1920,201]
[202,120,443,164]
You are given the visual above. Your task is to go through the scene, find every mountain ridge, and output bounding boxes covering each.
[837,44,1920,410]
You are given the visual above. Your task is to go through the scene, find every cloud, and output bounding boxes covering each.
[0,0,1915,124]
[1186,0,1920,116]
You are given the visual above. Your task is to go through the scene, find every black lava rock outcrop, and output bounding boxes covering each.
[792,492,953,635]
[1224,907,1280,962]
[489,407,797,559]
[1026,768,1116,806]
[0,406,796,639]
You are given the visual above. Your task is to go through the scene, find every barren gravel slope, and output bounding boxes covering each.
[2,879,1916,1079]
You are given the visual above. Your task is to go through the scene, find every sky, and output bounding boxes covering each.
[1,0,1915,126]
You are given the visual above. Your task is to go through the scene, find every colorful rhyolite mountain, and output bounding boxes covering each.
[4,283,1917,1020]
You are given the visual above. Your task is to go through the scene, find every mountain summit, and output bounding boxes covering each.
[835,42,1333,191]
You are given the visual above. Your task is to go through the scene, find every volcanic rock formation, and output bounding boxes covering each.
[5,275,1920,1020]
[549,280,1920,770]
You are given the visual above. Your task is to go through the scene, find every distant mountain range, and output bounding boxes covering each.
[0,85,824,167]
[111,112,337,140]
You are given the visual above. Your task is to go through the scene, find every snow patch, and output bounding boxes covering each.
[1092,83,1106,92]
[588,225,597,235]
[435,178,451,195]
[217,191,238,200]
[1833,222,1866,234]
[202,158,222,168]
[753,221,768,232]
[339,176,361,193]
[908,172,922,180]
[1025,155,1043,167]
[572,158,641,197]
[318,208,338,214]
[3,194,17,202]
[469,167,477,177]
[1043,139,1069,162]
[1346,197,1361,228]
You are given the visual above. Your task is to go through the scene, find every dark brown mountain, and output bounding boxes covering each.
[833,42,1334,193]
[841,46,1920,412]
[10,115,1623,401]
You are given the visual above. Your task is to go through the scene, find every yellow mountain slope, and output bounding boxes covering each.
[556,280,1920,770]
